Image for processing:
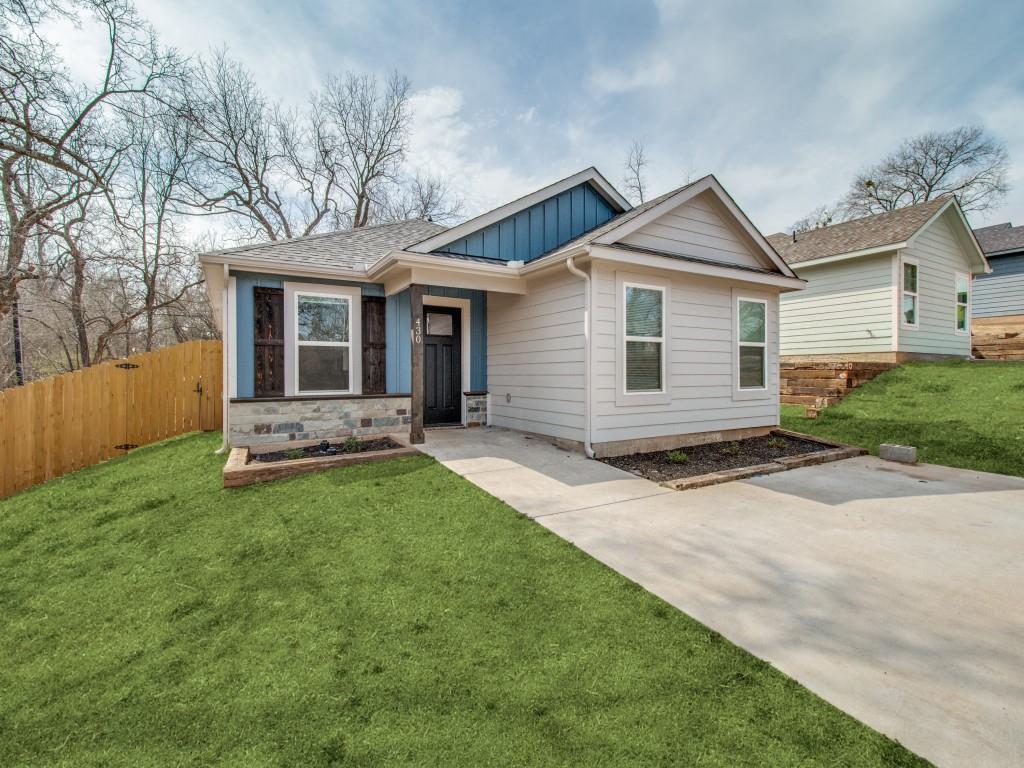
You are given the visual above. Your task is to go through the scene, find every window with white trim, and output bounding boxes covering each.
[295,292,352,393]
[955,272,969,333]
[737,298,766,390]
[902,261,919,327]
[624,283,664,393]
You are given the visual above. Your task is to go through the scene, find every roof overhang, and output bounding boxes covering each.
[786,243,903,270]
[369,251,528,295]
[406,167,631,255]
[584,244,806,291]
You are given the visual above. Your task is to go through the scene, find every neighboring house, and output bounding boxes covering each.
[201,168,804,458]
[971,222,1024,320]
[768,198,990,361]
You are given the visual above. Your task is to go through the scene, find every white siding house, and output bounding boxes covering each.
[770,199,989,361]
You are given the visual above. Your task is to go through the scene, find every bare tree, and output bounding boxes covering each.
[623,139,648,205]
[840,125,1010,218]
[376,171,463,224]
[787,204,835,234]
[320,71,410,227]
[183,49,341,241]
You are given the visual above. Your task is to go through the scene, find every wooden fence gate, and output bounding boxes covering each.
[0,340,222,499]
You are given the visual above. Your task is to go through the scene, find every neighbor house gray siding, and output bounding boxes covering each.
[779,253,894,355]
[973,253,1024,318]
[898,212,973,356]
[486,269,586,442]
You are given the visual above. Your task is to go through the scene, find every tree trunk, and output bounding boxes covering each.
[70,251,91,367]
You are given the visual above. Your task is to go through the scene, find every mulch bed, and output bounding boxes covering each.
[251,437,401,464]
[601,433,831,482]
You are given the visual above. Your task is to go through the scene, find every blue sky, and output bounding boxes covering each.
[100,1,1024,231]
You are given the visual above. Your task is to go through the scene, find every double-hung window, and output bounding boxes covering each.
[954,272,969,333]
[902,260,919,327]
[737,298,767,390]
[295,292,352,393]
[624,283,665,393]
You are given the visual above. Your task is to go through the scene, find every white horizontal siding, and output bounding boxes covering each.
[780,254,894,354]
[899,212,973,356]
[487,270,585,442]
[590,261,780,444]
[618,190,767,269]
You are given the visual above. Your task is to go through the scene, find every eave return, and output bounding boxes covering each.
[434,182,616,263]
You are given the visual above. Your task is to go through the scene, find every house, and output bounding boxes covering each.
[768,198,990,362]
[970,222,1024,359]
[200,168,805,458]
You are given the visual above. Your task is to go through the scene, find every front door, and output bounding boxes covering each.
[424,307,461,425]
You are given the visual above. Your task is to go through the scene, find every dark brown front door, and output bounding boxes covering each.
[424,307,461,425]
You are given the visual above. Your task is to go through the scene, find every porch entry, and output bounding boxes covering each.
[424,306,462,425]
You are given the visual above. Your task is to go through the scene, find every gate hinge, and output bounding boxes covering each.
[116,362,140,370]
[114,443,138,451]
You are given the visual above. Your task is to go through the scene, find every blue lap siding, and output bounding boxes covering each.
[973,253,1024,318]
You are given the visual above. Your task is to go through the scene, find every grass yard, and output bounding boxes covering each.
[782,360,1024,477]
[0,433,927,767]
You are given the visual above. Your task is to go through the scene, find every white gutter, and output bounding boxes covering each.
[216,262,230,455]
[564,255,595,459]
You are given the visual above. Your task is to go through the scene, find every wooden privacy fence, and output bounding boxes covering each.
[0,340,222,499]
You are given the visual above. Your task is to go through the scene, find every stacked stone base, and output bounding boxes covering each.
[230,396,412,447]
[465,393,488,427]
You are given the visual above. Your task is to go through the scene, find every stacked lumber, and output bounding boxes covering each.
[780,360,898,417]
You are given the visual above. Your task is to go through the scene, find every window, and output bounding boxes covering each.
[295,292,351,393]
[426,311,453,336]
[955,273,969,333]
[737,298,766,390]
[624,283,664,393]
[902,260,919,327]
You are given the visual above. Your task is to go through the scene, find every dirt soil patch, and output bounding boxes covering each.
[602,433,832,483]
[251,437,400,463]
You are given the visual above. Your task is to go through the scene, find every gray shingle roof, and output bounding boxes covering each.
[205,219,448,271]
[767,197,950,265]
[974,222,1024,255]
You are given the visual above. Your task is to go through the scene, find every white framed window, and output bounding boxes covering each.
[623,282,665,394]
[294,291,352,394]
[954,272,970,334]
[902,259,919,328]
[736,297,767,390]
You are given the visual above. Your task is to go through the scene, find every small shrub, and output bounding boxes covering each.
[719,442,741,456]
[767,437,788,451]
[665,450,689,464]
[284,448,305,460]
[342,437,362,453]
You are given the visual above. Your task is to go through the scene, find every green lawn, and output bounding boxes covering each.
[0,433,927,767]
[782,360,1024,477]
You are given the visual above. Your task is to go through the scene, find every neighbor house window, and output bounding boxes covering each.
[902,260,919,327]
[624,283,664,393]
[295,292,351,393]
[737,298,766,390]
[955,272,969,333]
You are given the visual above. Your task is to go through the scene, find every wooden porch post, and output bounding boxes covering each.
[409,284,425,444]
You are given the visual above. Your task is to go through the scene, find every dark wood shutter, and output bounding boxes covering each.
[253,287,284,397]
[362,296,386,394]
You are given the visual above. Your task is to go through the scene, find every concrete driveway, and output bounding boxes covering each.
[422,427,1024,768]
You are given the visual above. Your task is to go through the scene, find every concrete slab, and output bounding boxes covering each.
[421,427,672,517]
[424,428,1024,768]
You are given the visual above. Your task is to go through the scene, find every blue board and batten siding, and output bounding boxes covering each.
[973,253,1024,317]
[435,182,615,261]
[386,287,487,392]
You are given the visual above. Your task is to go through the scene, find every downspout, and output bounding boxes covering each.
[216,262,231,454]
[565,256,595,458]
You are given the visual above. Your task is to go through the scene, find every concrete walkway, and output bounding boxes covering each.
[421,426,1024,768]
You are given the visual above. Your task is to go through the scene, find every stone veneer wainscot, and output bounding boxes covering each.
[465,393,488,427]
[229,396,412,447]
